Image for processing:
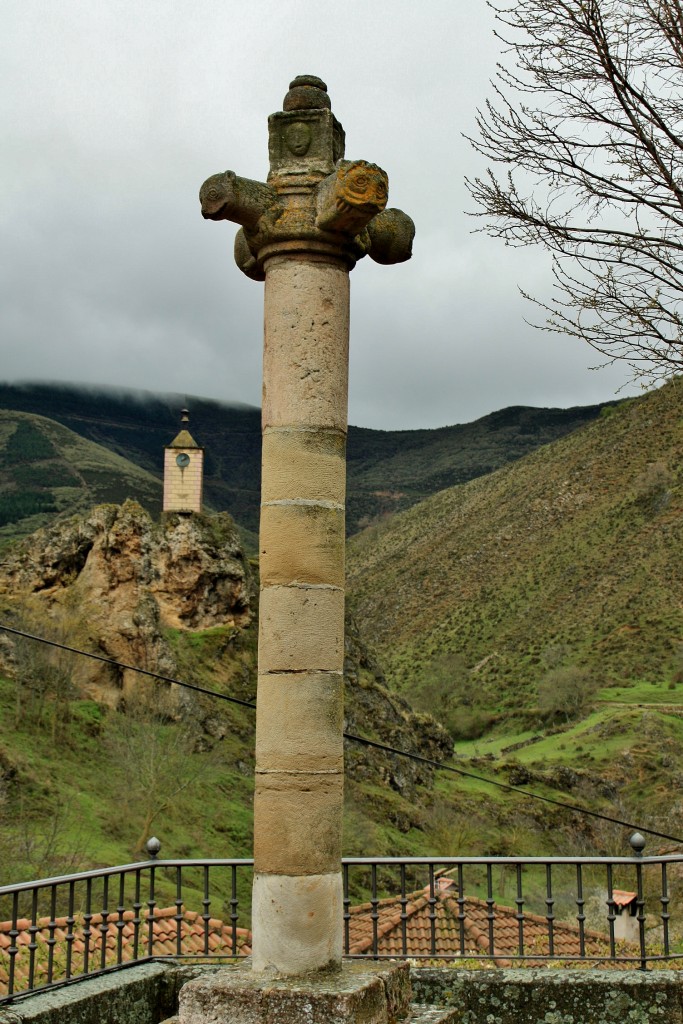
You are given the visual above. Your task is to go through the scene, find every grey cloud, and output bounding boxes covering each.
[1,0,640,431]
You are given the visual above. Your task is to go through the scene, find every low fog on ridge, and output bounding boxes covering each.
[1,0,642,430]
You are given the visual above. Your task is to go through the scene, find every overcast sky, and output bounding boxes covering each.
[1,0,643,430]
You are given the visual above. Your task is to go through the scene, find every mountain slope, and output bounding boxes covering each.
[0,411,162,548]
[346,403,615,529]
[347,377,683,723]
[0,382,615,537]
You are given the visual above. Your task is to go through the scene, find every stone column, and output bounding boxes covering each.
[199,75,414,978]
[255,251,349,973]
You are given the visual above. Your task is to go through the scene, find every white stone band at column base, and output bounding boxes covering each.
[251,871,343,975]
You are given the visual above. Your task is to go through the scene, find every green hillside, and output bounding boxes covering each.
[3,382,682,898]
[0,382,613,537]
[347,377,683,737]
[346,403,614,529]
[0,411,162,549]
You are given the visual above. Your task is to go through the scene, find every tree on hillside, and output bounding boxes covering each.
[467,0,683,381]
[406,652,495,740]
[105,685,210,858]
[537,665,598,722]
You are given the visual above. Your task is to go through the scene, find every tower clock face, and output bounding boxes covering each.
[176,452,191,468]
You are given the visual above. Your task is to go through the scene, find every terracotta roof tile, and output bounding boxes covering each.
[0,908,252,997]
[346,886,631,968]
[612,890,637,907]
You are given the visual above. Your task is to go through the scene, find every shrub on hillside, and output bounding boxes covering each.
[633,460,674,514]
[406,652,493,739]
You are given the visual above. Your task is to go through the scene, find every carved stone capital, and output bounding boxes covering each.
[200,77,414,280]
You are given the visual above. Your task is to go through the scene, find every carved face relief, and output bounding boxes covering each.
[339,162,388,210]
[285,121,312,157]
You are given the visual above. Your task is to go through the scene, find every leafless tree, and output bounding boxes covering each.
[467,0,683,380]
[105,685,210,858]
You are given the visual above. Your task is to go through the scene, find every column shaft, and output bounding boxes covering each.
[252,253,349,974]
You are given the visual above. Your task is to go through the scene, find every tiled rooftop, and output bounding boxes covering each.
[346,880,628,967]
[0,906,251,995]
[612,889,637,908]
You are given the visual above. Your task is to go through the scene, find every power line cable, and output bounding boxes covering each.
[2,622,681,846]
[0,623,257,710]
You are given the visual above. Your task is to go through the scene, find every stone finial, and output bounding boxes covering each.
[283,75,331,111]
[268,75,344,180]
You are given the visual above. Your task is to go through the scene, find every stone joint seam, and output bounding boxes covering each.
[260,583,343,593]
[259,670,344,677]
[261,498,344,510]
[255,768,342,775]
[262,425,347,438]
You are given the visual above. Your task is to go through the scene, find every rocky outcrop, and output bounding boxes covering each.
[0,501,254,704]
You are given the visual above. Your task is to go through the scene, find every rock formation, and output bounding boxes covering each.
[0,500,254,705]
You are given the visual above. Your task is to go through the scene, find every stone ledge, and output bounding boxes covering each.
[411,967,683,1024]
[0,962,175,1024]
[5,963,683,1024]
[409,1008,460,1024]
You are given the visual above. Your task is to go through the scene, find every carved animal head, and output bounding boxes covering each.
[199,171,237,220]
[336,160,388,213]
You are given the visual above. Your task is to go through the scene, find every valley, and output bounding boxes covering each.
[0,378,681,910]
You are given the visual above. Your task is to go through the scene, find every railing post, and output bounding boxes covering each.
[7,891,19,996]
[146,837,159,959]
[575,863,585,958]
[515,863,525,957]
[660,861,670,957]
[230,865,239,957]
[116,872,127,964]
[630,832,648,970]
[545,864,555,959]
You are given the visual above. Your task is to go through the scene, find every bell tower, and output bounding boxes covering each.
[163,408,204,514]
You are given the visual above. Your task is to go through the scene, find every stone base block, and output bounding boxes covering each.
[251,872,343,974]
[178,960,412,1024]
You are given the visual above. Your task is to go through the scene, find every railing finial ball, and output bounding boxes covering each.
[146,837,161,859]
[629,832,646,856]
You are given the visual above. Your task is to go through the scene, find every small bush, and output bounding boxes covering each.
[633,460,674,513]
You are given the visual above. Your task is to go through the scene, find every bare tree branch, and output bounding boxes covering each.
[466,0,683,379]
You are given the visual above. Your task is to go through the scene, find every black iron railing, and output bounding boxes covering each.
[1,834,681,1004]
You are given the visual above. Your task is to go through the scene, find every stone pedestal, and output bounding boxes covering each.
[178,961,412,1024]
